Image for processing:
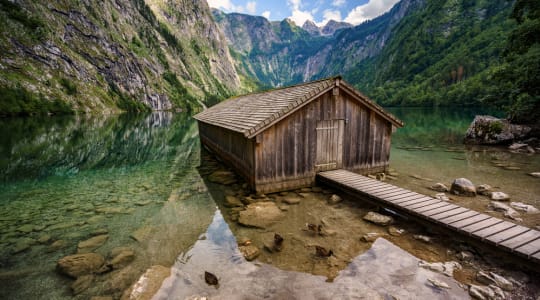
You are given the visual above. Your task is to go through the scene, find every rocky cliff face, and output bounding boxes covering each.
[0,0,240,114]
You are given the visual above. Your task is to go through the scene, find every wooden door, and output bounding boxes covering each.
[315,119,344,172]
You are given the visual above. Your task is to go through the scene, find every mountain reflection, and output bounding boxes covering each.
[0,112,195,183]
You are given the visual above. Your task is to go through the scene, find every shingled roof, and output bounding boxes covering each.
[194,76,403,138]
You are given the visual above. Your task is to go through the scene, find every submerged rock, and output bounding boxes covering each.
[476,184,492,196]
[430,183,449,192]
[469,284,496,300]
[328,194,342,204]
[360,232,381,242]
[122,265,170,300]
[282,195,301,205]
[238,202,284,229]
[489,201,522,221]
[208,170,237,185]
[388,226,405,236]
[57,253,105,278]
[77,234,108,253]
[510,202,539,214]
[362,212,393,226]
[109,247,135,269]
[464,115,531,145]
[435,193,450,201]
[450,178,476,197]
[413,235,432,243]
[490,192,510,201]
[71,274,94,295]
[427,278,450,289]
[239,244,260,261]
[224,195,243,208]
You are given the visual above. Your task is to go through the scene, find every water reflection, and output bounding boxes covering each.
[386,107,503,147]
[0,112,212,300]
[157,210,468,299]
[0,112,191,183]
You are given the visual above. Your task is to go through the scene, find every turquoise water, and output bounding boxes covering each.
[0,113,216,299]
[0,108,538,299]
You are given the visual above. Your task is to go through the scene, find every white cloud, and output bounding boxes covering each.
[344,0,399,25]
[317,9,342,26]
[207,0,254,15]
[289,9,314,26]
[246,1,256,14]
[332,0,346,7]
[286,0,314,26]
[262,10,271,19]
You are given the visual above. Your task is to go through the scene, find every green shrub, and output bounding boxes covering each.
[59,78,77,95]
[0,85,73,116]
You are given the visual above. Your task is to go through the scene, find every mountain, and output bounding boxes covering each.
[321,20,353,36]
[213,0,422,87]
[214,0,515,108]
[0,0,240,115]
[301,20,353,36]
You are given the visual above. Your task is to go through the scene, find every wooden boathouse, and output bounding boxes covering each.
[194,76,404,193]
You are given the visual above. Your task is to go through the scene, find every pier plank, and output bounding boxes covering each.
[514,238,540,256]
[429,207,469,219]
[486,227,531,244]
[472,221,516,239]
[413,202,454,214]
[422,204,460,216]
[316,169,540,263]
[449,214,491,228]
[437,210,479,224]
[460,218,504,234]
[500,230,540,250]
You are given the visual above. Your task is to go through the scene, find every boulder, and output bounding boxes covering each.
[239,245,260,261]
[450,178,476,196]
[490,192,510,201]
[362,212,393,226]
[238,202,285,229]
[77,234,108,253]
[57,253,105,278]
[430,183,449,192]
[464,115,531,145]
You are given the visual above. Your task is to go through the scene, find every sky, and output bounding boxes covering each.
[206,0,401,26]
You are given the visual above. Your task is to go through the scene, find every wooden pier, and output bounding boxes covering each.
[317,169,540,263]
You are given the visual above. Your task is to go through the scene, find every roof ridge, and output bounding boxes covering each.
[236,75,340,98]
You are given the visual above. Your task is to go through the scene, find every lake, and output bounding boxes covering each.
[0,108,538,299]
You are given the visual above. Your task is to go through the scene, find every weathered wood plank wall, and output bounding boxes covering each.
[253,89,393,192]
[198,122,255,185]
